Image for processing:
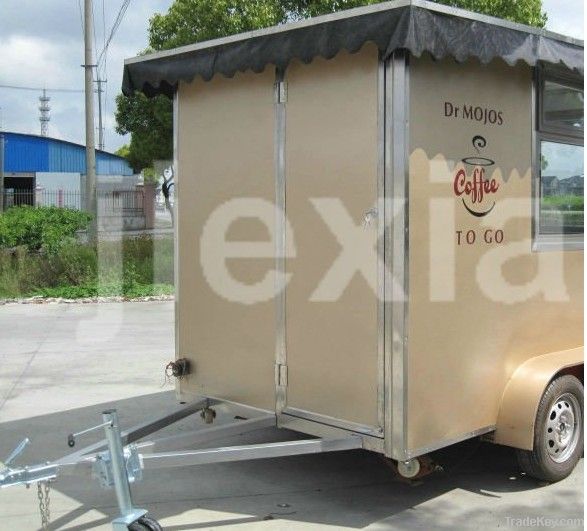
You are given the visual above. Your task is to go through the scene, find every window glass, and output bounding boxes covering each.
[540,141,584,235]
[542,80,584,132]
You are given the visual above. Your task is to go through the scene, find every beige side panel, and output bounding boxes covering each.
[176,69,276,410]
[408,56,583,453]
[285,45,380,427]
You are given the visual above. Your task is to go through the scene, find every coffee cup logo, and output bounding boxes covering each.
[453,135,499,217]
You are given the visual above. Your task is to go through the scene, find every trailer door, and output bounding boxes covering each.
[282,45,382,435]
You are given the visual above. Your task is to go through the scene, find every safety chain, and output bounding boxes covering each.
[37,481,51,530]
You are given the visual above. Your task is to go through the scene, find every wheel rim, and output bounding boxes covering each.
[545,392,582,463]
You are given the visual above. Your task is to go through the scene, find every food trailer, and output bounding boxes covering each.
[1,1,583,529]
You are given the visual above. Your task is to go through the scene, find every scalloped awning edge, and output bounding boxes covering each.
[122,3,583,98]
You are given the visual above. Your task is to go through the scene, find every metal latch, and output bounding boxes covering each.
[276,364,288,387]
[274,81,288,104]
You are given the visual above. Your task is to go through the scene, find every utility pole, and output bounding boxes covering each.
[0,133,4,214]
[0,107,3,213]
[95,78,106,151]
[84,0,98,243]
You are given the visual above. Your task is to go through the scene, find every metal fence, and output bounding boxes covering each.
[2,189,145,217]
[98,190,145,217]
[3,190,81,209]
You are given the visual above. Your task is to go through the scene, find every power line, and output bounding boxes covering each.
[77,0,85,39]
[97,0,131,67]
[97,0,131,68]
[94,0,108,150]
[0,84,84,93]
[92,3,96,56]
[101,0,107,79]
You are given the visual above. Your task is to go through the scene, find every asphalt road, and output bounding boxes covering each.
[0,301,583,530]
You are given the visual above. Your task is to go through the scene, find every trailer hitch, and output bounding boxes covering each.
[1,399,218,529]
[0,438,58,489]
[0,410,147,530]
[0,462,59,489]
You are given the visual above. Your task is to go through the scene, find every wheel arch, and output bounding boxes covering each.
[493,347,584,450]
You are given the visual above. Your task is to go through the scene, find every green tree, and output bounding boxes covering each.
[292,0,546,25]
[149,0,289,51]
[116,0,547,170]
[433,0,546,27]
[115,91,173,172]
[115,144,130,159]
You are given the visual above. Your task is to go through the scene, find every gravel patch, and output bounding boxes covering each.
[0,294,175,305]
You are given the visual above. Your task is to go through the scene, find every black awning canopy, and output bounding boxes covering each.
[122,0,584,98]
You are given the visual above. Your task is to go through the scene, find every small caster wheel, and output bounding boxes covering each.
[397,458,421,479]
[201,407,217,424]
[128,515,163,531]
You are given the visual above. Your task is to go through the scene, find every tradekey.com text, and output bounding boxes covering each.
[505,516,584,528]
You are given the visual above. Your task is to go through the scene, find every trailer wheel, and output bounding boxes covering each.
[128,515,163,531]
[517,375,583,482]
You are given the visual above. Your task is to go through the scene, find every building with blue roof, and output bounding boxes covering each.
[2,132,132,176]
[1,132,136,209]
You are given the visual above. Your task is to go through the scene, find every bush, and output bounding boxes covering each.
[0,235,174,299]
[0,206,91,253]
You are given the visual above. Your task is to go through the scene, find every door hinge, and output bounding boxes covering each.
[274,80,288,104]
[276,363,288,387]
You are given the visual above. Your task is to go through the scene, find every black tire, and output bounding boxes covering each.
[517,374,583,482]
[128,515,163,531]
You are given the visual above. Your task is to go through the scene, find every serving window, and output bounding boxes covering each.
[535,66,584,250]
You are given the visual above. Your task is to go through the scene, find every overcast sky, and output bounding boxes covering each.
[0,0,583,154]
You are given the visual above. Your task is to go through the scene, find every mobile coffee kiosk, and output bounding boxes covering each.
[1,1,583,529]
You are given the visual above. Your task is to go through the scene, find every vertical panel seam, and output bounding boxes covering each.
[274,68,287,415]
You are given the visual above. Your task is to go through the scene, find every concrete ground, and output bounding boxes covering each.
[0,301,583,530]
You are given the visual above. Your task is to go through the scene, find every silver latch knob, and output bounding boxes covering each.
[362,208,378,228]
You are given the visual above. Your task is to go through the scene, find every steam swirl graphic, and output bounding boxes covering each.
[472,135,487,152]
[462,134,494,167]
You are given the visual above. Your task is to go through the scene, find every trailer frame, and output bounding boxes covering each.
[0,398,364,530]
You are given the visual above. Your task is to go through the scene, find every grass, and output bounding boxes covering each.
[32,283,175,299]
[0,235,174,300]
[541,195,584,211]
[540,195,583,234]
